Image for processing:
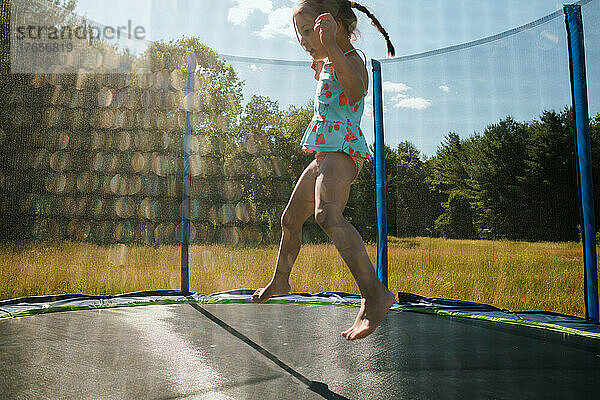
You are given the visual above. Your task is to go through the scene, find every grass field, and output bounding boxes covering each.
[0,237,596,318]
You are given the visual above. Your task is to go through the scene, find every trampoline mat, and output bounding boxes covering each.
[1,302,599,399]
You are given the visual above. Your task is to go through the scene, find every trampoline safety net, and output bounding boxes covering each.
[0,0,599,318]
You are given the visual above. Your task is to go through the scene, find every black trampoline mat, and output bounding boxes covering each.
[1,302,599,400]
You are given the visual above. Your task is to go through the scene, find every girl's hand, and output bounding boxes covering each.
[314,13,338,50]
[311,59,324,80]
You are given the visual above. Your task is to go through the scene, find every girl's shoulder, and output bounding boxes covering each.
[344,48,367,64]
[324,49,366,65]
[344,49,369,91]
[346,52,367,77]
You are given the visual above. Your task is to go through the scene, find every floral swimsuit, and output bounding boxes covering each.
[300,49,372,182]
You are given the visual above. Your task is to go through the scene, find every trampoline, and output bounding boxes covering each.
[1,291,600,399]
[2,0,600,399]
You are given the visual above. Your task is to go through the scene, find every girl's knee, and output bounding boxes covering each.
[314,205,341,229]
[280,210,294,230]
[281,208,303,230]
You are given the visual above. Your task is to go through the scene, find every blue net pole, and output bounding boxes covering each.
[565,4,599,322]
[180,52,196,294]
[371,59,388,288]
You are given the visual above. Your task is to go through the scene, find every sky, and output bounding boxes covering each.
[72,0,600,156]
[73,0,567,59]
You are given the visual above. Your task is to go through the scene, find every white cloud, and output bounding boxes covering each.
[364,93,392,114]
[439,85,450,93]
[382,81,431,110]
[256,6,294,38]
[227,1,295,39]
[364,94,373,117]
[383,81,411,93]
[390,93,404,103]
[394,97,431,110]
[228,0,273,26]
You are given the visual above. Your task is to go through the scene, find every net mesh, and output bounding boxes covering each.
[0,0,598,314]
[381,5,600,242]
[376,2,600,315]
[1,51,184,244]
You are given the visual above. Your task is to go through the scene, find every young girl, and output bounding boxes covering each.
[252,0,396,341]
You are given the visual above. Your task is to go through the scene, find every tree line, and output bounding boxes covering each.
[2,13,599,244]
[247,98,600,243]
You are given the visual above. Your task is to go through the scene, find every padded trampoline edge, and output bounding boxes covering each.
[1,292,599,342]
[0,297,362,319]
[397,306,600,340]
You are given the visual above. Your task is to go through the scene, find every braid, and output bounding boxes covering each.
[293,0,395,57]
[349,1,395,57]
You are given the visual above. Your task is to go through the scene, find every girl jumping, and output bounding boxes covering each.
[252,0,396,341]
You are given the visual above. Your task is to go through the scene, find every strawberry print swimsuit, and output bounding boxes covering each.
[300,49,372,182]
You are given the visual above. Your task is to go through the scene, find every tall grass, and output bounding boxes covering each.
[0,237,595,318]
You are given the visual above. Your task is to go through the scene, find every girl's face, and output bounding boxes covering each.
[293,12,327,61]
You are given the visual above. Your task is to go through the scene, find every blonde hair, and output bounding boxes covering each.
[293,0,395,57]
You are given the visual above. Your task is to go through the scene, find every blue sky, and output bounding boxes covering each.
[74,0,566,58]
[73,0,600,156]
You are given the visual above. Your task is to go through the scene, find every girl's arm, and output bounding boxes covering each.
[315,13,367,103]
[325,46,367,103]
[311,60,324,80]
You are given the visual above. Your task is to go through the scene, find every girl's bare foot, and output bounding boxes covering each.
[341,289,396,340]
[251,278,291,303]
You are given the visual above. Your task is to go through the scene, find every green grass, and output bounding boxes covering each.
[0,237,596,318]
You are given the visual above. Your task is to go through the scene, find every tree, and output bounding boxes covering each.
[467,117,529,239]
[138,37,244,135]
[395,141,437,237]
[523,109,579,241]
[590,113,600,232]
[278,103,314,185]
[435,191,477,239]
[346,150,377,242]
[0,0,81,241]
[234,95,286,243]
[1,0,80,75]
[429,132,476,237]
[430,132,472,195]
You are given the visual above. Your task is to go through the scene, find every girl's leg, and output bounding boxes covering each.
[314,152,396,340]
[252,159,319,303]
